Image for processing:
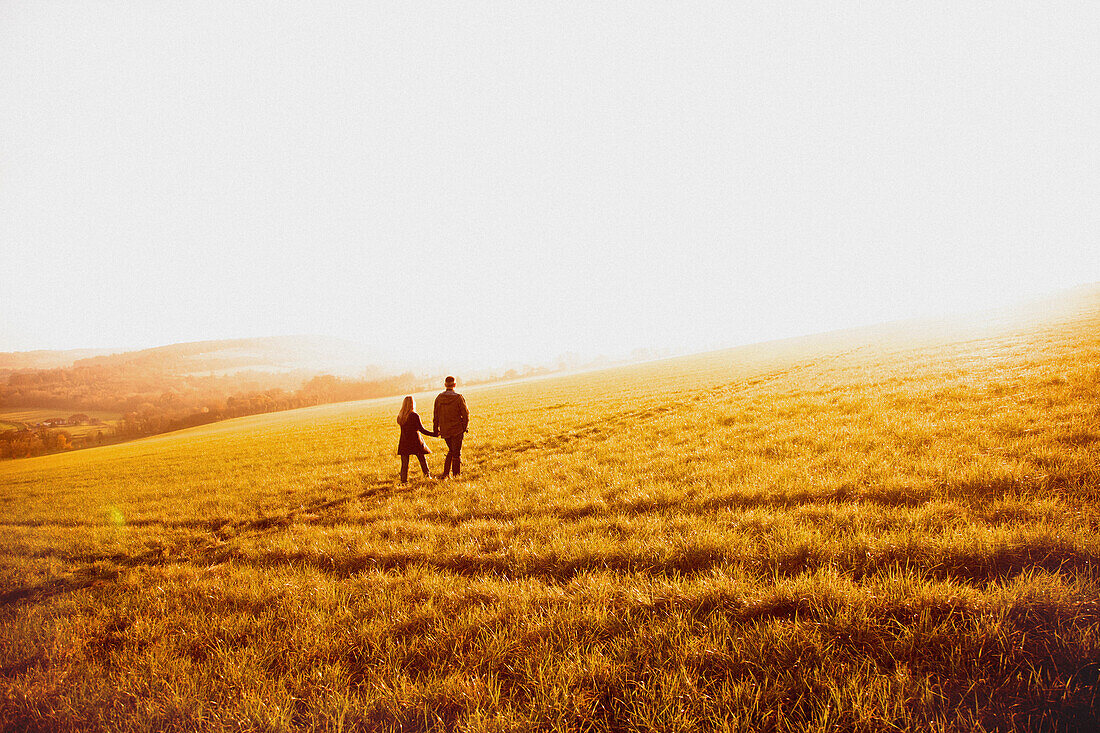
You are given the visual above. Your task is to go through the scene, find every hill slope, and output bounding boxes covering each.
[68,335,383,377]
[0,348,116,372]
[1,287,1099,731]
[1,335,383,378]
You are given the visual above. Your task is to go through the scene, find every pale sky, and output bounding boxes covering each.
[2,2,1098,367]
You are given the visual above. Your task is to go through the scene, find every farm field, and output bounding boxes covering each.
[0,409,120,437]
[0,409,121,424]
[2,289,1100,731]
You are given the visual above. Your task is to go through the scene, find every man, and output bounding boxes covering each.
[433,375,469,479]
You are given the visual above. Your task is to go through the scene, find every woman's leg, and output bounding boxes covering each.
[417,454,430,477]
[400,455,410,483]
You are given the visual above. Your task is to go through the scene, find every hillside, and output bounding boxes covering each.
[65,336,384,378]
[1,286,1099,731]
[0,348,116,372]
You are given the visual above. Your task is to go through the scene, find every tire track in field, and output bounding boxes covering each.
[455,346,856,468]
[457,346,860,475]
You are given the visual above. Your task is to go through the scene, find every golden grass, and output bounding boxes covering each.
[2,292,1100,731]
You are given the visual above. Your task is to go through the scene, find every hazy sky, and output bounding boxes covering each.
[3,2,1098,367]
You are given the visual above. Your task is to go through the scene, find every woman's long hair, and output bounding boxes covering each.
[397,395,414,426]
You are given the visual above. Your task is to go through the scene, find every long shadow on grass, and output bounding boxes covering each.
[211,539,1100,587]
[0,476,412,610]
[217,477,416,538]
[211,545,732,582]
[0,563,124,608]
[315,486,938,529]
[0,476,411,533]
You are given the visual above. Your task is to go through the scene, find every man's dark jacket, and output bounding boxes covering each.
[433,390,469,438]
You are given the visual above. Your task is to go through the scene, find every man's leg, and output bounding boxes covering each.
[400,455,410,483]
[441,441,453,478]
[447,435,464,477]
[417,454,430,477]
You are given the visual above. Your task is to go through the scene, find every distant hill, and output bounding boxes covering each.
[0,348,118,372]
[0,336,411,438]
[4,336,383,379]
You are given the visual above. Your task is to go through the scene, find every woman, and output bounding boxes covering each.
[396,395,437,483]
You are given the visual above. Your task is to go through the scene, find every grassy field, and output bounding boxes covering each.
[0,409,120,438]
[2,290,1099,732]
[0,408,121,424]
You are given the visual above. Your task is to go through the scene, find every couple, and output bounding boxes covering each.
[396,376,469,483]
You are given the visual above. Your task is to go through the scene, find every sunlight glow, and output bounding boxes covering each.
[1,2,1097,368]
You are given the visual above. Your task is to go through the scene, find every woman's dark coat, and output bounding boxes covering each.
[397,412,435,455]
